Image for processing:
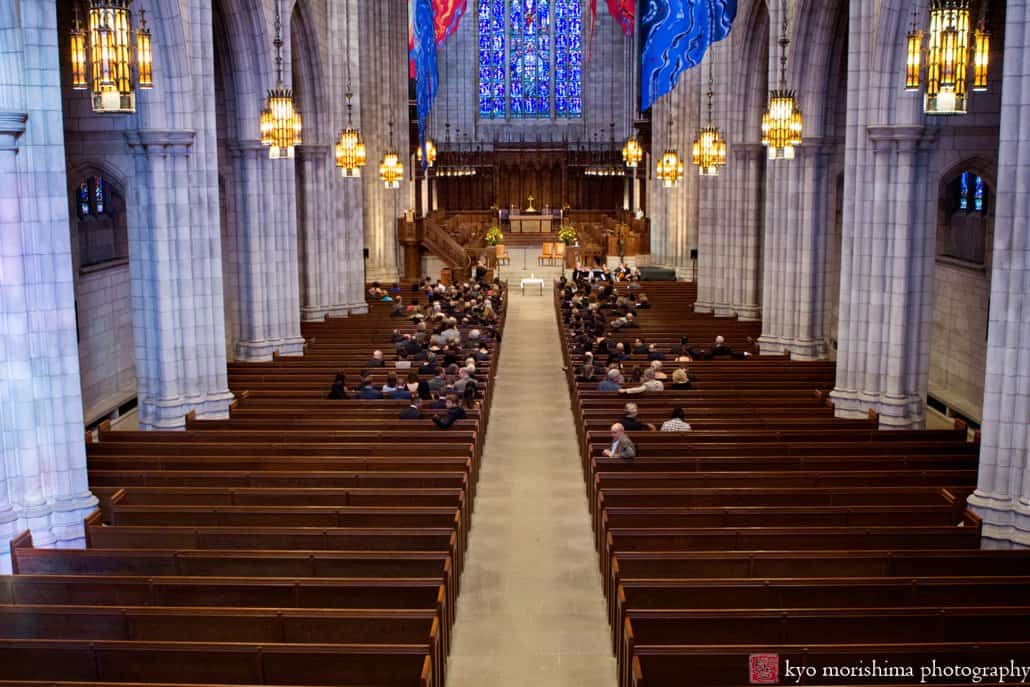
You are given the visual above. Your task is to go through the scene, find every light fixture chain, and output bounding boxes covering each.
[273,0,284,86]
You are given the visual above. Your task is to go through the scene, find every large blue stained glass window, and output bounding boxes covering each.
[477,0,583,119]
[478,0,506,118]
[974,175,985,212]
[509,0,551,117]
[553,0,582,117]
[959,172,969,210]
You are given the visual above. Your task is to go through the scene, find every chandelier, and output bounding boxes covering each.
[335,92,367,177]
[260,0,301,159]
[693,59,727,176]
[69,0,153,113]
[655,119,684,188]
[334,0,365,177]
[417,138,438,168]
[906,1,989,115]
[622,135,643,168]
[379,121,404,189]
[762,2,802,160]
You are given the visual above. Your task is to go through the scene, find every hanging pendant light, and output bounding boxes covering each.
[335,0,365,176]
[693,58,728,177]
[622,136,643,169]
[906,1,983,115]
[417,138,438,168]
[973,17,990,92]
[70,0,154,112]
[70,7,88,90]
[336,90,367,177]
[261,0,302,159]
[379,120,404,189]
[762,1,802,160]
[655,119,684,188]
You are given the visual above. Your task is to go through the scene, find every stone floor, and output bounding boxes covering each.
[444,283,618,687]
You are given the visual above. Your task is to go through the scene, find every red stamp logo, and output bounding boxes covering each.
[749,654,780,684]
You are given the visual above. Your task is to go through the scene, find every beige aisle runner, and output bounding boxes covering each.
[445,285,617,687]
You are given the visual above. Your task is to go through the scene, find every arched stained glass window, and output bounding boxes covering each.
[478,0,583,120]
[957,171,986,214]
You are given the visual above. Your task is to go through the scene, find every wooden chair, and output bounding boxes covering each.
[538,242,553,265]
[495,244,510,266]
[551,242,566,266]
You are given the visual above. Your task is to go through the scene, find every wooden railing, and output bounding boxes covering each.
[422,216,473,279]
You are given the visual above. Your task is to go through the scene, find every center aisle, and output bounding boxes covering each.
[446,284,617,687]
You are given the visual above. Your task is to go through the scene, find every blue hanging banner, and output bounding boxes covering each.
[411,0,439,169]
[640,0,737,112]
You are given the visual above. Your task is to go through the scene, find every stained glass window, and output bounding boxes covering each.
[79,181,90,217]
[957,171,986,213]
[553,0,582,117]
[478,0,506,118]
[95,176,105,214]
[478,0,583,119]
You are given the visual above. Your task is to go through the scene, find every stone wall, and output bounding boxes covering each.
[75,263,136,423]
[929,260,989,421]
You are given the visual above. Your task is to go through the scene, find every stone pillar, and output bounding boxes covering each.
[830,126,932,429]
[231,141,305,361]
[0,111,32,572]
[967,0,1030,547]
[297,144,342,322]
[732,145,765,320]
[126,130,235,429]
[0,0,97,570]
[359,0,409,283]
[757,141,833,360]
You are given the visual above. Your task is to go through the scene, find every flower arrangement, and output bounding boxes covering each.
[557,222,578,245]
[484,224,504,246]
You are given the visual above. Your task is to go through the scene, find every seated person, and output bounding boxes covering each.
[661,407,692,432]
[327,373,348,400]
[355,374,381,399]
[620,402,656,431]
[390,296,405,317]
[381,372,403,398]
[400,398,422,419]
[598,368,623,392]
[707,335,752,359]
[650,360,669,381]
[395,352,412,370]
[433,394,467,429]
[602,423,636,460]
[367,350,385,367]
[646,343,665,361]
[631,338,648,355]
[636,294,651,309]
[619,368,664,395]
[669,367,693,390]
[419,352,440,375]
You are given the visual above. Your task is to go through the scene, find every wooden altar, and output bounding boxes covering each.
[508,214,557,233]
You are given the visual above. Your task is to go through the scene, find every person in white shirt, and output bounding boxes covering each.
[661,407,693,432]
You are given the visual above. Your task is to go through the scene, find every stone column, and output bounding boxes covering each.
[757,141,832,360]
[830,126,931,429]
[231,141,305,360]
[732,145,765,320]
[0,111,32,572]
[297,144,338,322]
[0,0,98,567]
[966,0,1030,548]
[126,130,235,429]
[359,0,408,283]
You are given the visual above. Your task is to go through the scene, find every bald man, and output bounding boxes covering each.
[603,423,637,460]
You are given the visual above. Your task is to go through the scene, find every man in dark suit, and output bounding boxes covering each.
[400,399,422,419]
[708,335,752,359]
[433,395,467,429]
[367,350,385,367]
